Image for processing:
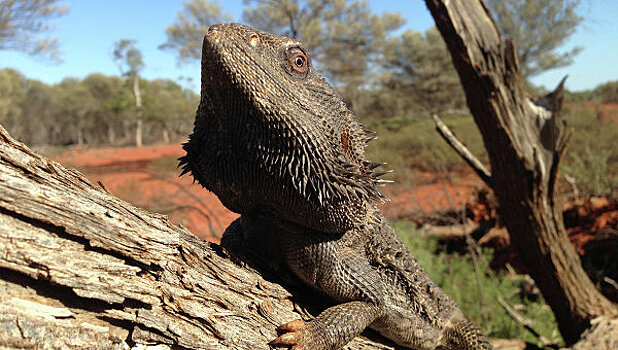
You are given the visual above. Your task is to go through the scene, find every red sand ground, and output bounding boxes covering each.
[567,101,618,124]
[53,144,482,242]
[381,172,481,219]
[55,144,239,242]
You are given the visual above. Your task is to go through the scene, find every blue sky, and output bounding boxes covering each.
[0,0,616,92]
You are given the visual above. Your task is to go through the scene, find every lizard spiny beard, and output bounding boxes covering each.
[179,23,389,233]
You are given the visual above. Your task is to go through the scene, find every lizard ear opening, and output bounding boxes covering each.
[248,33,259,47]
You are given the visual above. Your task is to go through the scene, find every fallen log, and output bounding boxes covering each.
[421,219,480,238]
[0,124,393,349]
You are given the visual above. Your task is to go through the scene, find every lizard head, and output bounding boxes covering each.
[180,23,390,232]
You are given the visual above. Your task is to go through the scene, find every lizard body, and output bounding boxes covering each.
[180,23,492,350]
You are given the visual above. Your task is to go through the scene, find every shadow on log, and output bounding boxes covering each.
[0,125,393,349]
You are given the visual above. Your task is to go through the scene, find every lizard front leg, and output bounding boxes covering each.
[269,223,386,350]
[270,301,380,350]
[229,215,386,349]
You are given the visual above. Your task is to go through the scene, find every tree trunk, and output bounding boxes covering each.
[76,127,83,145]
[107,123,116,145]
[133,75,143,148]
[162,126,170,144]
[0,124,393,349]
[76,114,84,145]
[424,0,617,345]
[122,118,131,144]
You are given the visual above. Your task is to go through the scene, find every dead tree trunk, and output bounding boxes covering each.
[132,75,143,148]
[0,124,391,349]
[425,0,617,346]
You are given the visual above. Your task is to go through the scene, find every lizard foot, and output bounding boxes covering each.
[270,301,380,349]
[269,319,308,349]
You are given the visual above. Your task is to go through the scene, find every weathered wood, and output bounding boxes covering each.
[421,220,480,238]
[0,124,394,349]
[425,0,617,345]
[570,316,618,350]
[432,114,492,187]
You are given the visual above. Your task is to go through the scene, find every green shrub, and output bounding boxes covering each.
[392,221,563,346]
[561,108,618,196]
[363,107,618,195]
[364,113,487,183]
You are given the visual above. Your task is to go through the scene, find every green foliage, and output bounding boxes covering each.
[0,69,26,132]
[80,74,132,145]
[112,39,146,147]
[381,27,466,114]
[393,221,563,345]
[0,0,69,61]
[564,89,595,103]
[51,77,95,145]
[563,148,618,196]
[112,39,144,78]
[0,68,198,146]
[158,1,585,120]
[141,78,199,143]
[362,106,618,196]
[485,0,582,78]
[159,0,233,63]
[242,0,406,87]
[561,108,618,196]
[592,80,618,103]
[161,0,404,88]
[363,114,487,181]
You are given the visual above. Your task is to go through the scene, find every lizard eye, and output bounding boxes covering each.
[293,55,305,68]
[288,50,308,74]
[281,45,310,78]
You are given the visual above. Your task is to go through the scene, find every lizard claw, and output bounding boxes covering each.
[277,319,305,332]
[269,319,307,348]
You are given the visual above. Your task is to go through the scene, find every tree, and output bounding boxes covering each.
[142,79,198,143]
[19,78,54,145]
[160,0,404,93]
[0,69,26,139]
[0,68,198,146]
[425,0,617,346]
[594,80,618,103]
[113,39,145,148]
[0,0,69,61]
[82,73,131,145]
[383,27,466,114]
[159,0,232,63]
[485,0,583,78]
[242,0,405,88]
[381,0,583,116]
[51,77,95,145]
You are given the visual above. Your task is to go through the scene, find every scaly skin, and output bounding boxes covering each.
[181,23,493,349]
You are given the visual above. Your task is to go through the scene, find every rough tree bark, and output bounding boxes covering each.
[425,0,617,346]
[0,124,393,349]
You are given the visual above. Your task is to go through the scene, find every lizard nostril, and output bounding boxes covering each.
[207,23,223,37]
